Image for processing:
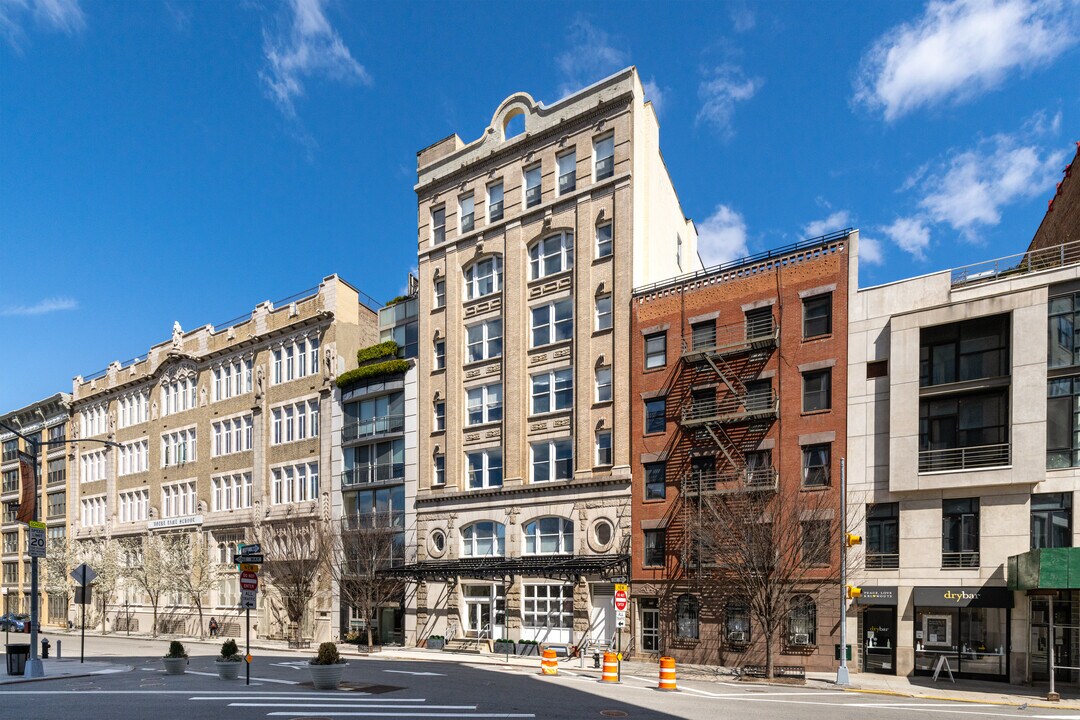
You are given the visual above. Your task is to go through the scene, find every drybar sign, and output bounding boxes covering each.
[913,586,1013,609]
[147,514,204,531]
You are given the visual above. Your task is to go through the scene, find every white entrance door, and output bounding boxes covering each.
[462,584,504,639]
[589,584,615,645]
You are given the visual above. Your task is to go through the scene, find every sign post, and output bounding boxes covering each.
[235,554,261,686]
[71,563,98,663]
[614,584,628,681]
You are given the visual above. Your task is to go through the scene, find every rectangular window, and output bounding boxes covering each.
[530,299,573,347]
[596,430,612,466]
[531,439,573,482]
[2,469,17,494]
[801,520,831,566]
[596,222,613,258]
[459,194,474,233]
[942,498,980,568]
[920,314,1010,386]
[523,584,574,629]
[434,279,446,309]
[2,532,17,555]
[47,491,66,519]
[644,332,666,369]
[745,307,774,339]
[802,369,832,412]
[434,401,446,432]
[803,293,833,338]
[464,256,502,300]
[644,397,666,434]
[1048,377,1080,468]
[466,383,503,426]
[531,369,573,415]
[920,390,1009,471]
[691,320,716,350]
[529,233,574,279]
[432,206,446,244]
[1031,493,1072,549]
[595,295,612,331]
[433,454,446,486]
[466,319,503,362]
[866,503,900,569]
[487,181,504,222]
[434,340,446,370]
[643,529,665,567]
[594,134,614,180]
[802,444,831,487]
[595,366,612,403]
[557,150,576,195]
[466,449,503,489]
[271,462,319,505]
[644,462,666,500]
[524,165,542,208]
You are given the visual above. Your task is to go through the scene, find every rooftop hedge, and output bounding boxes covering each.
[356,340,399,366]
[336,359,410,388]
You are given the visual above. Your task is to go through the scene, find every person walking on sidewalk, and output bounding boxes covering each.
[209,617,219,638]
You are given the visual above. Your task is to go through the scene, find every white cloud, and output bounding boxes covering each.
[556,16,628,98]
[855,0,1079,121]
[0,296,78,316]
[730,4,756,32]
[803,210,852,238]
[260,0,371,119]
[913,129,1066,238]
[641,77,665,116]
[697,204,749,267]
[881,217,932,260]
[859,236,885,265]
[1,0,84,47]
[696,64,760,139]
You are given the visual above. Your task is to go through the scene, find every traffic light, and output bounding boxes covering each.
[845,533,862,547]
[847,585,862,599]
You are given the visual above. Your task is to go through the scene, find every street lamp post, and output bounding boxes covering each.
[0,419,118,678]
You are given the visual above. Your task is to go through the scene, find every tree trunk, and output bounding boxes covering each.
[196,602,204,640]
[151,600,159,638]
[765,629,774,680]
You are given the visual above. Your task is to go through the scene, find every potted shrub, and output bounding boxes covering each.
[493,638,516,654]
[308,641,348,689]
[215,638,243,680]
[517,639,539,657]
[162,640,188,675]
[426,635,445,650]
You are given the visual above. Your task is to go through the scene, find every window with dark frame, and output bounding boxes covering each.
[644,462,666,500]
[866,502,900,568]
[745,306,774,339]
[801,519,831,566]
[942,497,980,568]
[802,444,831,486]
[788,596,817,646]
[726,602,750,644]
[802,293,833,338]
[644,397,666,434]
[691,320,717,350]
[643,529,665,567]
[675,594,700,639]
[802,369,832,412]
[919,314,1010,387]
[1031,492,1072,549]
[644,332,667,369]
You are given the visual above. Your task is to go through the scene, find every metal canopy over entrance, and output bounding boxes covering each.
[381,554,630,583]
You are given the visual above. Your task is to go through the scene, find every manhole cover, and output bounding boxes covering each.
[600,711,628,718]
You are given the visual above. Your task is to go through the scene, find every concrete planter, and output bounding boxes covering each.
[493,641,516,655]
[308,662,347,689]
[215,660,243,680]
[517,644,539,657]
[426,638,445,650]
[162,657,187,675]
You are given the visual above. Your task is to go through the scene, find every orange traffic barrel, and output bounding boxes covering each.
[541,647,558,675]
[600,651,619,683]
[658,656,677,691]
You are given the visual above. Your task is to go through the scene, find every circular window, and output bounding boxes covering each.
[590,519,614,552]
[429,529,447,557]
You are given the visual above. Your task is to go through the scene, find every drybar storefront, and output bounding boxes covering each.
[913,585,1013,681]
[857,587,898,674]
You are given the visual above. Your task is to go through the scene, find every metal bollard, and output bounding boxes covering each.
[56,640,62,658]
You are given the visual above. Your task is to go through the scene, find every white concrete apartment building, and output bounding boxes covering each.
[405,67,700,651]
[69,276,377,643]
[846,229,1080,685]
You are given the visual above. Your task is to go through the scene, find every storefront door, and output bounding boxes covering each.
[863,607,896,674]
[641,599,660,653]
[463,584,504,639]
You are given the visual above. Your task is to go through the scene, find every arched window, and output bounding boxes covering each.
[461,521,505,557]
[464,256,502,300]
[529,232,574,280]
[522,517,574,555]
[725,600,750,644]
[788,595,816,646]
[675,594,699,639]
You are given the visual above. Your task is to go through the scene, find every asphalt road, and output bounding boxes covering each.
[5,635,1080,720]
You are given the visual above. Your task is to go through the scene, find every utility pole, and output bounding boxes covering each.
[836,457,850,686]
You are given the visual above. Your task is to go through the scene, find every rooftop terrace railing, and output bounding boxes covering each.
[951,239,1080,288]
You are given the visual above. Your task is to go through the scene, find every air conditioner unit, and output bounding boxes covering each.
[792,633,810,645]
[727,631,746,643]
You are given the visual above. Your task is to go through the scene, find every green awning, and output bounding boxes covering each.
[1008,548,1080,591]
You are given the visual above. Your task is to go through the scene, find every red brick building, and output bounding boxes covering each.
[629,230,851,671]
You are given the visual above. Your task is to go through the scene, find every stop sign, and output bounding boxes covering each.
[614,589,628,612]
[240,570,258,591]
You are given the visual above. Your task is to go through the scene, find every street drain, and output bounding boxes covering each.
[600,711,628,718]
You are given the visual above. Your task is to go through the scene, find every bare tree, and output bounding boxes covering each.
[76,537,122,634]
[689,482,841,679]
[330,511,405,647]
[168,532,222,639]
[120,533,177,637]
[256,513,333,646]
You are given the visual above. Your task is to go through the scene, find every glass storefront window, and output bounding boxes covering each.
[914,606,1007,678]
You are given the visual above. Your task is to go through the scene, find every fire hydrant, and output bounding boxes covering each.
[593,649,601,668]
[41,638,50,659]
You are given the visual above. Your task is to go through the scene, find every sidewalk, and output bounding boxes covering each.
[0,656,132,685]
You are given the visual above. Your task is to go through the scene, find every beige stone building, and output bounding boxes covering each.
[69,276,377,642]
[1,393,71,626]
[404,68,700,650]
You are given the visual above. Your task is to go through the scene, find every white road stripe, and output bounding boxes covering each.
[190,696,431,702]
[856,703,995,708]
[183,670,298,684]
[230,703,475,709]
[266,714,534,718]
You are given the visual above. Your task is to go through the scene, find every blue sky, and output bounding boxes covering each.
[1,0,1077,411]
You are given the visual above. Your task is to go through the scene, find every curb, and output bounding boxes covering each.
[0,664,134,686]
[841,686,1080,711]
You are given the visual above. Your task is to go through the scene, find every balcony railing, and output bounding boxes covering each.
[682,316,777,360]
[342,414,405,443]
[682,467,778,496]
[681,390,778,425]
[865,553,900,570]
[951,238,1080,288]
[941,551,980,569]
[341,463,405,487]
[918,443,1010,473]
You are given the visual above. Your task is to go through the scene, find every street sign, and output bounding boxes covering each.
[27,521,46,558]
[71,562,97,586]
[240,571,259,591]
[75,585,92,605]
[615,610,627,621]
[240,589,257,609]
[239,563,261,573]
[233,554,263,564]
[614,589,628,612]
[240,544,261,556]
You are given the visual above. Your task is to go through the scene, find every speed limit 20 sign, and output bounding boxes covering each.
[27,521,46,558]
